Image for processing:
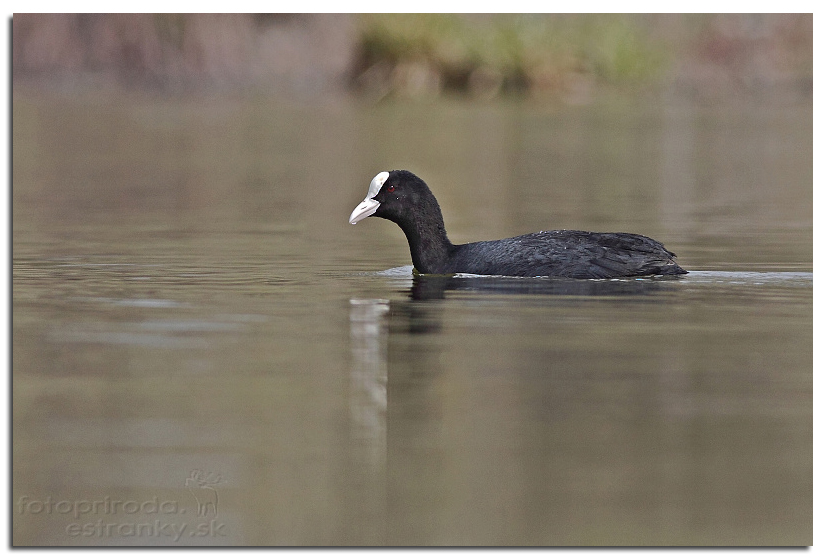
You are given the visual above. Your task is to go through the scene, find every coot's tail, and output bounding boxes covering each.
[644,245,687,276]
[654,261,688,276]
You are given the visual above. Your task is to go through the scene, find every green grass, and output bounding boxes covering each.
[355,14,668,98]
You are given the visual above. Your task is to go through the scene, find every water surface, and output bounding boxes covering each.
[13,92,812,545]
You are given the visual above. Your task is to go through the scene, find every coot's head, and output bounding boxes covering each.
[349,170,438,226]
[349,170,455,273]
[350,171,441,225]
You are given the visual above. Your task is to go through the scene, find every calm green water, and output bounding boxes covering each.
[13,91,812,545]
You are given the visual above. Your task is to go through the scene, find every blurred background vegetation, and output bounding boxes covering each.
[12,13,812,102]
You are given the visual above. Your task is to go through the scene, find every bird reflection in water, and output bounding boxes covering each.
[408,273,681,300]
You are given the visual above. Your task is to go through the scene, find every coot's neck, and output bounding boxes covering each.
[392,207,455,274]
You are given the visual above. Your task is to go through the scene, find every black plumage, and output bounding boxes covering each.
[349,170,687,279]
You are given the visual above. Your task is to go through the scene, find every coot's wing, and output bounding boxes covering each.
[453,230,684,278]
[528,231,683,278]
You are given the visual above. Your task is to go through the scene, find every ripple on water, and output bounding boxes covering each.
[365,267,812,287]
[680,271,813,287]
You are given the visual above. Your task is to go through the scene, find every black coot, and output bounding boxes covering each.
[349,170,687,279]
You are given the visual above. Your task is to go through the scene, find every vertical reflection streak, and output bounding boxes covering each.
[347,298,390,544]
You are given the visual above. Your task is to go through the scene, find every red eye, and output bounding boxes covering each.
[387,185,395,193]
